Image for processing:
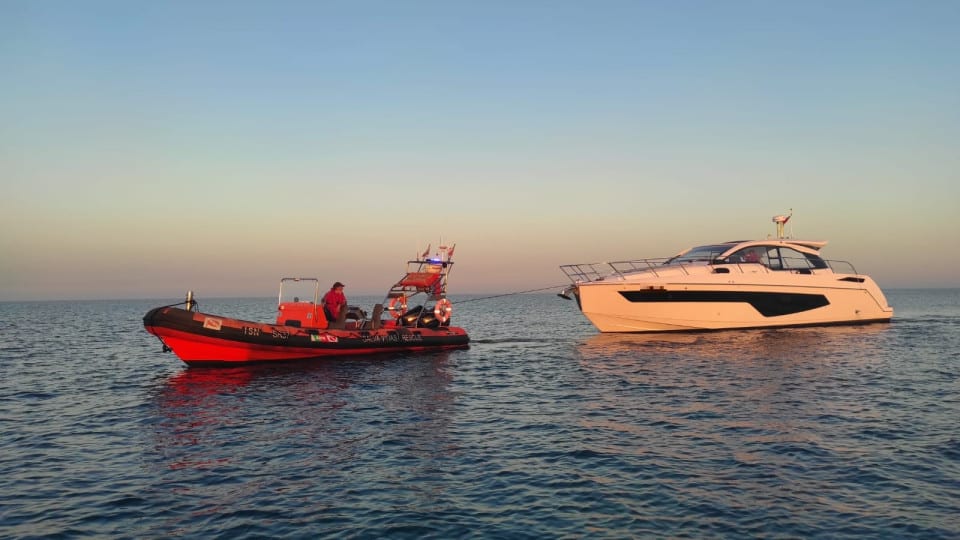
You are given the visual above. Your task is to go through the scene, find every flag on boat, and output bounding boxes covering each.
[447,244,456,258]
[421,244,430,258]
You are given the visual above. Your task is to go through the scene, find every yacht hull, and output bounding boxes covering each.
[575,276,893,333]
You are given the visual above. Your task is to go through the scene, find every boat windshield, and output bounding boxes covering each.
[665,244,731,265]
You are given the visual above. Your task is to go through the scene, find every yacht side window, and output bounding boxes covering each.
[667,244,730,265]
[805,254,829,269]
[779,247,817,270]
[731,247,767,265]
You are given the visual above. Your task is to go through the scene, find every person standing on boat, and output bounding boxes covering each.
[322,282,347,322]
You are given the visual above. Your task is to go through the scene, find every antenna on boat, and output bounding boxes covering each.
[772,209,793,239]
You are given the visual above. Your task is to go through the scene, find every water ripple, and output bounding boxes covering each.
[0,293,959,538]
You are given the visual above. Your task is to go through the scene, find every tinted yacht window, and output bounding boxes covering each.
[806,253,829,269]
[778,247,823,270]
[729,247,768,264]
[666,244,732,264]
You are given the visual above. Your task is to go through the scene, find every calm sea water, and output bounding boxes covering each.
[1,290,958,539]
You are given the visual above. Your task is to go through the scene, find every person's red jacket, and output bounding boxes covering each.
[322,288,347,320]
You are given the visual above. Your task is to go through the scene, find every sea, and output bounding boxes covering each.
[1,289,958,539]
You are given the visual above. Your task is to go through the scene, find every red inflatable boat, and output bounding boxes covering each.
[144,246,469,367]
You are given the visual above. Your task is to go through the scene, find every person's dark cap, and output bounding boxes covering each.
[333,282,345,288]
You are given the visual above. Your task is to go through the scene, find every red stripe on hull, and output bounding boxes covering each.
[146,326,469,366]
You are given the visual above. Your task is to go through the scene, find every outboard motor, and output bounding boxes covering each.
[417,312,440,329]
[400,305,424,327]
[399,305,441,329]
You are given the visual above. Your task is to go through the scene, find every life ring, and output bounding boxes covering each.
[388,295,407,318]
[433,298,452,324]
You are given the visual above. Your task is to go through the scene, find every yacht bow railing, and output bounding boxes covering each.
[560,258,674,283]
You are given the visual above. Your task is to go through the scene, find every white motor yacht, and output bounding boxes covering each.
[559,213,894,333]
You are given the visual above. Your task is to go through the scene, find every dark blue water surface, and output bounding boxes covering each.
[1,290,958,538]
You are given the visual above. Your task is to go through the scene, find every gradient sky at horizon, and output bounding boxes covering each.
[2,0,958,301]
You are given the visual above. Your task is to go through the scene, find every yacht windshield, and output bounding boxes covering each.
[665,244,731,265]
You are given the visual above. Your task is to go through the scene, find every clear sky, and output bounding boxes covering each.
[2,0,958,301]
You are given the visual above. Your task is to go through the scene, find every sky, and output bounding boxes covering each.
[2,0,958,301]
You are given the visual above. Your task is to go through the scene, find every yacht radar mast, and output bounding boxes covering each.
[772,209,793,239]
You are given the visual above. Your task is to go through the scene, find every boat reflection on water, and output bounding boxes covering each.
[150,363,348,472]
[162,366,258,397]
[149,353,457,476]
[574,323,894,365]
[572,323,896,475]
